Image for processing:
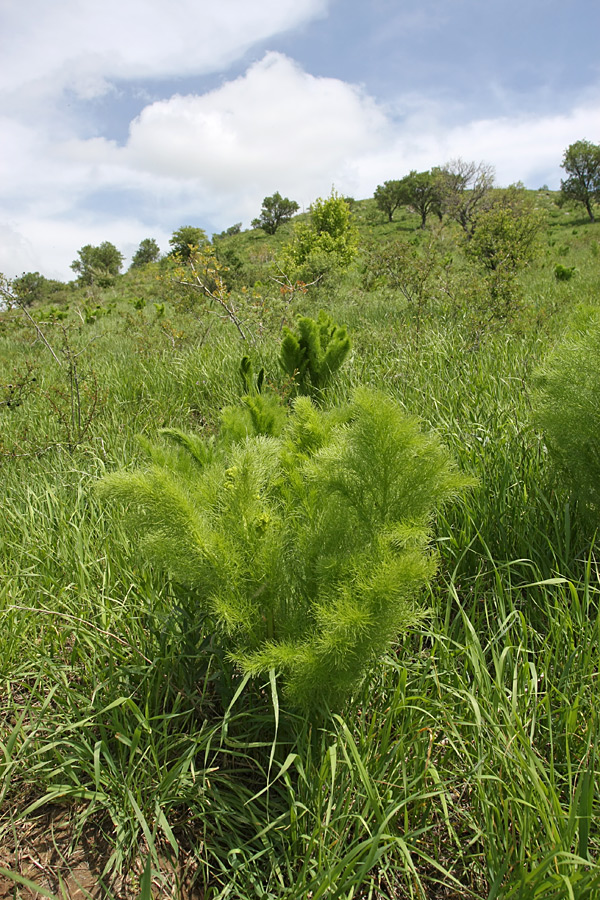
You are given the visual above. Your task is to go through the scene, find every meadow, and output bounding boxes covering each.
[1,191,600,899]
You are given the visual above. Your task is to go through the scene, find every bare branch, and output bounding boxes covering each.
[0,282,63,366]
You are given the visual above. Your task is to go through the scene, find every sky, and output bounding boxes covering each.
[0,0,599,281]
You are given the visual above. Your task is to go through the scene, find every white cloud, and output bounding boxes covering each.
[0,52,390,278]
[0,224,39,278]
[0,0,329,102]
[124,53,389,200]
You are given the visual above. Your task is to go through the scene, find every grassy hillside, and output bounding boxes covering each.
[1,191,600,898]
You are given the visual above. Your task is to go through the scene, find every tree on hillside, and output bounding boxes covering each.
[168,226,208,261]
[310,191,356,248]
[465,185,545,314]
[11,271,65,306]
[373,180,405,222]
[398,170,443,228]
[436,159,495,237]
[466,185,544,274]
[130,238,161,269]
[560,139,600,222]
[280,190,359,283]
[252,192,300,234]
[213,223,242,240]
[71,242,124,286]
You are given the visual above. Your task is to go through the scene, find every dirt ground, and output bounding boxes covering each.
[0,806,203,899]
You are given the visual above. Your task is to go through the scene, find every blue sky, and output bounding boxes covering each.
[0,0,598,279]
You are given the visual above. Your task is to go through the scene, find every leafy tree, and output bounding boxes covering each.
[374,180,405,222]
[375,173,442,227]
[11,272,65,307]
[97,388,471,715]
[465,186,545,315]
[466,186,544,273]
[560,140,600,222]
[398,170,443,229]
[130,238,161,269]
[168,226,208,261]
[436,159,495,236]
[252,193,299,234]
[213,223,242,240]
[70,242,124,286]
[280,190,359,282]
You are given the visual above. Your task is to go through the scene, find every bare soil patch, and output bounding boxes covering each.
[0,806,204,899]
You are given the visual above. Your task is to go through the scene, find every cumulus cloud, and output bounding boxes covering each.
[0,52,390,277]
[124,53,389,200]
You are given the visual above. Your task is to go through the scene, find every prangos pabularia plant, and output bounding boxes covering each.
[98,388,473,716]
[533,307,600,522]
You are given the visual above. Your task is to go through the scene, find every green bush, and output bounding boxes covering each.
[279,310,351,398]
[98,388,471,716]
[554,263,576,281]
[533,308,600,516]
[279,190,358,283]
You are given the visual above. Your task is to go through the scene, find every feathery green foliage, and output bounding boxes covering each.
[279,309,351,397]
[239,354,265,395]
[533,307,600,519]
[554,263,577,281]
[220,391,288,443]
[98,388,470,715]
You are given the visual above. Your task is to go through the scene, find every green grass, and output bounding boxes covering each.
[1,194,599,898]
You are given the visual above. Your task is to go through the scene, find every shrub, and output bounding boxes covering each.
[279,190,358,284]
[533,308,600,516]
[554,264,576,282]
[279,310,351,398]
[213,223,242,240]
[362,239,438,302]
[11,272,66,307]
[98,389,471,716]
[465,186,545,316]
[466,187,544,274]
